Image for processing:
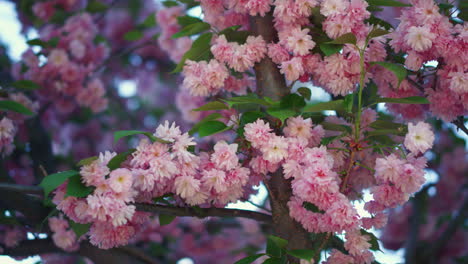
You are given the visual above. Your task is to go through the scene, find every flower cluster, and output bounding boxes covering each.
[211,35,267,72]
[242,115,434,263]
[48,215,79,252]
[377,0,468,121]
[0,92,38,156]
[157,7,193,62]
[182,59,229,96]
[13,13,109,114]
[53,121,254,249]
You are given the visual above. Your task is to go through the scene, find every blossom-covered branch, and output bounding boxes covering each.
[135,203,272,223]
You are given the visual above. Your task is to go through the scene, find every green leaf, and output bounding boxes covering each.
[192,101,228,111]
[124,30,144,41]
[367,0,411,6]
[223,95,273,108]
[365,15,394,30]
[39,170,79,197]
[303,201,325,214]
[369,120,405,130]
[162,0,179,7]
[141,14,157,28]
[267,107,296,124]
[69,221,91,237]
[159,214,176,226]
[65,174,93,198]
[77,156,98,166]
[234,254,265,264]
[371,62,407,85]
[113,130,169,144]
[321,122,352,134]
[218,25,250,44]
[268,235,288,248]
[328,33,357,45]
[26,38,48,47]
[367,27,390,39]
[366,128,405,137]
[319,43,343,56]
[375,96,429,104]
[266,235,287,258]
[86,0,109,13]
[198,121,228,137]
[172,32,213,73]
[303,99,344,112]
[297,87,311,100]
[0,100,34,115]
[172,22,211,38]
[223,31,250,44]
[287,249,315,261]
[177,15,203,27]
[107,149,135,171]
[280,94,306,110]
[237,111,266,137]
[343,94,354,113]
[188,113,223,135]
[321,135,341,145]
[263,258,283,264]
[360,229,381,251]
[11,80,42,90]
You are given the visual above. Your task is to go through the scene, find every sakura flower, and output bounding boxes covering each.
[344,230,371,256]
[52,230,77,251]
[261,136,289,163]
[211,141,239,170]
[48,49,69,67]
[154,121,182,142]
[284,116,313,140]
[280,57,304,81]
[202,169,227,193]
[374,154,405,184]
[448,71,467,94]
[80,159,110,187]
[267,43,290,64]
[245,0,272,16]
[404,26,435,52]
[174,175,201,200]
[284,28,315,56]
[404,122,434,154]
[172,133,197,162]
[244,119,272,148]
[89,222,135,249]
[108,168,133,193]
[320,0,349,16]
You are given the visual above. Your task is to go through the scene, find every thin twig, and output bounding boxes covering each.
[431,195,468,255]
[246,199,271,213]
[0,183,43,195]
[134,203,272,224]
[452,116,468,136]
[117,246,160,264]
[314,232,332,260]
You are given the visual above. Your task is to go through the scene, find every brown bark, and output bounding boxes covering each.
[2,239,157,264]
[250,14,287,100]
[250,14,313,259]
[0,189,158,264]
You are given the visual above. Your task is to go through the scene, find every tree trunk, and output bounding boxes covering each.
[250,14,313,259]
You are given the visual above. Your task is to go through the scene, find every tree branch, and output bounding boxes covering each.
[0,183,272,223]
[134,203,272,224]
[250,13,286,100]
[452,116,468,136]
[1,239,159,264]
[431,195,468,255]
[0,183,43,195]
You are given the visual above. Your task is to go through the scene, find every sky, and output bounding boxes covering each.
[0,1,408,263]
